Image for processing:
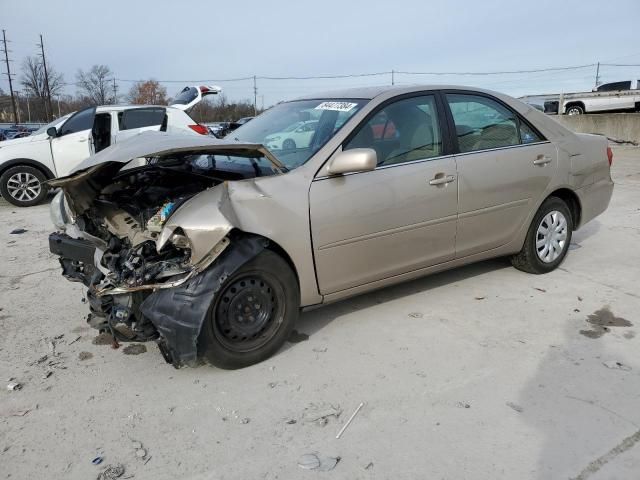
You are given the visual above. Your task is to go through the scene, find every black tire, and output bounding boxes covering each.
[511,196,573,274]
[0,165,49,207]
[565,104,584,115]
[282,138,296,150]
[200,250,300,369]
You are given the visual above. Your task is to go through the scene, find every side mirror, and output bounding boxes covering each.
[47,127,58,137]
[327,148,377,175]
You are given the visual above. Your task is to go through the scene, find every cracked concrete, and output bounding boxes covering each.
[0,146,639,479]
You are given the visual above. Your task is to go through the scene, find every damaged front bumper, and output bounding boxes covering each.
[49,230,268,367]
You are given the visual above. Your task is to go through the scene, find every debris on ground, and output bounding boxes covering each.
[2,407,31,417]
[92,456,104,465]
[602,360,632,371]
[474,296,486,300]
[286,419,297,425]
[135,448,147,458]
[241,417,251,424]
[97,463,125,480]
[506,402,524,413]
[122,344,147,355]
[9,228,27,235]
[533,287,547,293]
[312,347,328,353]
[455,402,471,409]
[302,402,342,426]
[365,462,374,470]
[288,330,309,343]
[336,402,365,439]
[68,336,81,345]
[6,381,22,391]
[78,351,93,361]
[298,453,340,471]
[408,312,423,318]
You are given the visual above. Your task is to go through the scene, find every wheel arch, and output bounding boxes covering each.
[564,101,585,114]
[0,158,56,180]
[546,188,582,228]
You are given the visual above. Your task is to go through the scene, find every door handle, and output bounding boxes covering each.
[533,154,552,166]
[429,174,455,186]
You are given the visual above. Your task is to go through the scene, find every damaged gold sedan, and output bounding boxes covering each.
[49,86,613,368]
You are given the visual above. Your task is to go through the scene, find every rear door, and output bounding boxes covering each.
[115,107,166,143]
[310,93,458,294]
[50,107,96,177]
[445,92,557,258]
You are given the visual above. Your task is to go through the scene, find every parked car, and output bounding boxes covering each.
[48,85,613,369]
[226,116,254,134]
[0,86,220,207]
[544,79,640,115]
[264,120,319,150]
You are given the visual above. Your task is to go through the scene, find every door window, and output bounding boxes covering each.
[118,107,166,131]
[345,95,441,166]
[58,107,96,136]
[446,94,534,153]
[597,81,631,92]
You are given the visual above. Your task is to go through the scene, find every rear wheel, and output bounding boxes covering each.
[566,104,584,115]
[511,197,573,274]
[283,138,296,150]
[0,165,48,207]
[200,250,299,369]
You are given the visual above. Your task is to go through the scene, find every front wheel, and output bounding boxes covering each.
[282,138,296,150]
[199,250,299,369]
[0,165,49,207]
[511,197,573,274]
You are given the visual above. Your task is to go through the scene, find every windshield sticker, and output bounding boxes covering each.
[315,102,358,112]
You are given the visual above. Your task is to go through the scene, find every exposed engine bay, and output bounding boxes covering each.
[49,136,282,366]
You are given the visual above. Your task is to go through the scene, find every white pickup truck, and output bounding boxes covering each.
[0,86,220,207]
[544,80,640,115]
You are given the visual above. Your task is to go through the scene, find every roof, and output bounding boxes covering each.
[291,84,492,101]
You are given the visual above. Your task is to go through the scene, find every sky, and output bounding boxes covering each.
[2,0,640,107]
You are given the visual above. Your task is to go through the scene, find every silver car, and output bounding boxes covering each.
[49,85,614,369]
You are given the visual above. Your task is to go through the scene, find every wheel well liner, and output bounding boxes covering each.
[548,188,582,228]
[0,159,55,179]
[564,101,585,112]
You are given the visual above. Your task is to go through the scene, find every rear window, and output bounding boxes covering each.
[171,87,198,106]
[118,108,165,131]
[597,81,632,92]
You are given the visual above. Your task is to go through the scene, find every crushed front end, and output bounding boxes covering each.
[47,133,282,366]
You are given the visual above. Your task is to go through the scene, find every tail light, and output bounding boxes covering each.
[188,124,209,135]
[606,146,613,166]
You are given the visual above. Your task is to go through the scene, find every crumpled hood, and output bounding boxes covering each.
[48,131,284,211]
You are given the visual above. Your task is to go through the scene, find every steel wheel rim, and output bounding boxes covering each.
[213,272,285,353]
[6,172,41,202]
[567,108,581,115]
[536,210,568,263]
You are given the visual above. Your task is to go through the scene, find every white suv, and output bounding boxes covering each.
[0,85,220,207]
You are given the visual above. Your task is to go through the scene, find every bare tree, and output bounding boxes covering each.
[76,65,113,105]
[20,55,64,99]
[127,80,168,105]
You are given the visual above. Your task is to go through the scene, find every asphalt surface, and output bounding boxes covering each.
[1,146,639,479]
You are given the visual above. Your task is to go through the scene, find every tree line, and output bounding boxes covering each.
[0,58,257,124]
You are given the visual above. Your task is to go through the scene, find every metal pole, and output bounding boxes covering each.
[253,75,257,116]
[26,95,31,123]
[594,62,600,89]
[14,90,20,123]
[112,77,118,103]
[1,29,19,124]
[57,97,61,117]
[39,34,53,121]
[391,69,395,86]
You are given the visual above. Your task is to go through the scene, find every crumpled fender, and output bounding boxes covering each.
[139,233,268,367]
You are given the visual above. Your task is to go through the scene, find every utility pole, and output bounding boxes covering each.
[1,30,19,124]
[37,34,53,120]
[594,62,601,89]
[112,77,118,103]
[391,69,395,86]
[253,75,257,116]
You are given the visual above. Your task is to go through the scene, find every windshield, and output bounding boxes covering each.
[34,114,73,135]
[232,99,366,170]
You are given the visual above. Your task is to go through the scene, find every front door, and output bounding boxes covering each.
[310,94,458,294]
[445,92,557,257]
[50,107,96,177]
